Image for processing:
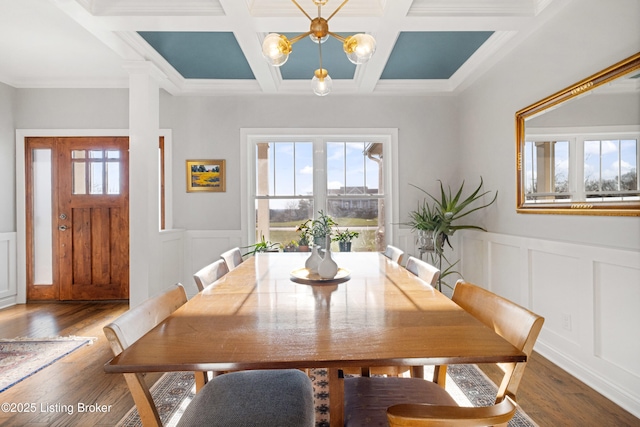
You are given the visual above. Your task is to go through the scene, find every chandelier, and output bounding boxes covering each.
[261,0,376,96]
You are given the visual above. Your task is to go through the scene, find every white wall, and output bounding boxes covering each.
[458,0,640,417]
[160,94,460,232]
[0,82,16,232]
[458,0,640,251]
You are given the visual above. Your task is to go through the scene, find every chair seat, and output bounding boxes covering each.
[177,369,315,427]
[344,377,458,426]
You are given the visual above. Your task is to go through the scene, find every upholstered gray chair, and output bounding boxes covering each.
[104,283,315,427]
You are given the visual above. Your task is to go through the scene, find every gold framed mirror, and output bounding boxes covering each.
[516,52,640,216]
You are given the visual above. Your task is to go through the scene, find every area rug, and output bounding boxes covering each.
[118,365,539,427]
[0,336,95,393]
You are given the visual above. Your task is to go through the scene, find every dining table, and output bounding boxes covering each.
[105,251,526,427]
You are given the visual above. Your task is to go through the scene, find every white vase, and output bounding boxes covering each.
[318,237,338,279]
[305,245,322,274]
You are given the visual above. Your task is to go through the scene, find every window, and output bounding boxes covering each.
[584,139,638,199]
[523,131,639,204]
[245,129,397,252]
[523,140,569,201]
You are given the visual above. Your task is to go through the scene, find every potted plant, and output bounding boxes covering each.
[242,234,280,257]
[297,210,337,249]
[295,222,312,252]
[283,240,299,252]
[406,177,497,291]
[333,229,360,252]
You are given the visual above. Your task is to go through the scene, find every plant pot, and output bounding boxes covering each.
[298,245,309,252]
[338,242,351,252]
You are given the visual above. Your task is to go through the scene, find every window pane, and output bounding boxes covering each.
[554,141,569,193]
[256,142,313,197]
[89,150,103,159]
[255,198,314,246]
[327,197,383,252]
[106,150,120,159]
[72,150,85,159]
[600,140,620,191]
[107,162,120,194]
[90,162,103,194]
[620,139,637,191]
[584,140,600,191]
[295,143,313,196]
[73,162,86,194]
[33,149,53,285]
[365,143,383,195]
[274,143,294,195]
[326,142,345,192]
[345,142,365,190]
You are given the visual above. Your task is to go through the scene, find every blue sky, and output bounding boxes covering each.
[263,142,380,199]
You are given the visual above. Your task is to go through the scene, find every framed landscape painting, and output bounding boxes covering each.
[186,159,226,192]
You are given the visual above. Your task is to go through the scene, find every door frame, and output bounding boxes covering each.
[16,129,173,304]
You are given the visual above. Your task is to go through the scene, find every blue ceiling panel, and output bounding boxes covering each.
[280,34,356,80]
[138,32,255,79]
[381,32,493,79]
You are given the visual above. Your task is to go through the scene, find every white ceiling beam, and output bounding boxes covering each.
[217,0,282,94]
[48,0,143,60]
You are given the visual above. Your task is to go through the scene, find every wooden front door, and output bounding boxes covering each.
[26,137,129,301]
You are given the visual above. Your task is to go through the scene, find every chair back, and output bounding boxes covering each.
[220,247,243,271]
[405,256,440,287]
[383,245,404,264]
[452,280,545,402]
[103,284,188,427]
[193,259,229,291]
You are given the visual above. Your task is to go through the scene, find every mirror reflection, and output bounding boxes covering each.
[516,53,640,215]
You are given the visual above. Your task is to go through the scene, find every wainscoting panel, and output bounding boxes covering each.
[530,249,582,345]
[0,232,17,308]
[184,230,244,297]
[460,236,485,285]
[459,230,640,418]
[594,261,640,378]
[157,230,185,298]
[489,241,521,306]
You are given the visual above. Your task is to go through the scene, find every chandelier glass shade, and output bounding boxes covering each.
[262,0,376,95]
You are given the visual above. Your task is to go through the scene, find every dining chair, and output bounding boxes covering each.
[220,247,243,271]
[383,244,405,265]
[104,283,315,427]
[405,256,440,286]
[193,259,229,292]
[343,280,545,427]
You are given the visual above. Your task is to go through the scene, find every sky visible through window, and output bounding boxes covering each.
[263,141,380,208]
[524,139,637,193]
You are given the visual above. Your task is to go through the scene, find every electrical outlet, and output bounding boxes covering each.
[562,313,572,331]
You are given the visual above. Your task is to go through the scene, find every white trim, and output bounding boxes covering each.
[240,128,399,248]
[15,128,173,303]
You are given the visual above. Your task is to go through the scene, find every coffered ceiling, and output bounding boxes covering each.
[0,0,568,96]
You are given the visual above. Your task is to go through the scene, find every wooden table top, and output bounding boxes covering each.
[105,252,525,374]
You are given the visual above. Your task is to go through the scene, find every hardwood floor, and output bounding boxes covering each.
[0,302,637,426]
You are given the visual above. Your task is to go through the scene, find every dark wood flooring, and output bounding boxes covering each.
[0,302,637,426]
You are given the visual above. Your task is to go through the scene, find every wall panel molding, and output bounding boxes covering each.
[460,230,640,418]
[0,232,17,309]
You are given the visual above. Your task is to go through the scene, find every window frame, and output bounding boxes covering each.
[241,128,398,248]
[522,126,639,204]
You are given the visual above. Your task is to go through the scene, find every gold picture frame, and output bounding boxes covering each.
[186,159,226,192]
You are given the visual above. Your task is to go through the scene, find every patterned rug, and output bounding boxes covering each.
[117,365,539,427]
[0,337,95,393]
